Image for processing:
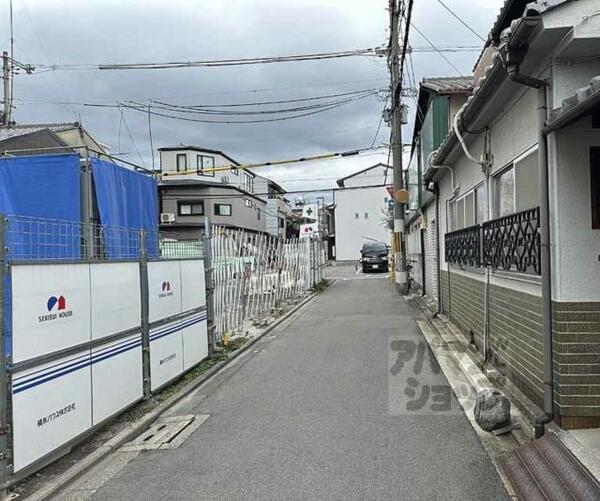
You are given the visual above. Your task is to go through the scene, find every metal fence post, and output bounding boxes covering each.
[203,218,216,356]
[0,216,10,493]
[139,229,151,397]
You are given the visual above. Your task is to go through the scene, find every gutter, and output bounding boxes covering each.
[543,86,600,134]
[499,19,554,433]
[425,16,542,180]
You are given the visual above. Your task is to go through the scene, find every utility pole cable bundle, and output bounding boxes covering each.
[388,0,412,295]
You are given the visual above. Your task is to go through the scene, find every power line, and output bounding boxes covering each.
[410,22,464,77]
[128,89,381,116]
[153,88,384,109]
[25,45,482,72]
[433,0,486,43]
[120,92,377,124]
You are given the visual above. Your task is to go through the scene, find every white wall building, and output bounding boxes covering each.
[333,163,392,261]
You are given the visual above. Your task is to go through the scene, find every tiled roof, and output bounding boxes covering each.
[0,122,79,141]
[545,75,600,132]
[420,77,474,95]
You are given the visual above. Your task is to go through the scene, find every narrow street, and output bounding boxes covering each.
[56,265,508,501]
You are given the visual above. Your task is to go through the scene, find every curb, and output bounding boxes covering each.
[26,286,327,501]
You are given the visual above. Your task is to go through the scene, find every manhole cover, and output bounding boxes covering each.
[120,414,209,452]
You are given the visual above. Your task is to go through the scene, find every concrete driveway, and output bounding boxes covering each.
[65,265,507,501]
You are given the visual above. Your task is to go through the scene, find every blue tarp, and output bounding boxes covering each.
[0,153,82,358]
[91,158,159,258]
[0,153,82,260]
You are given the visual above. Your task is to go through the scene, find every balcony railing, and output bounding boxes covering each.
[482,207,540,275]
[445,224,481,267]
[444,207,541,276]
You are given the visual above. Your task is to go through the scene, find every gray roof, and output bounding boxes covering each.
[0,129,68,155]
[420,77,474,95]
[544,75,600,132]
[0,122,80,141]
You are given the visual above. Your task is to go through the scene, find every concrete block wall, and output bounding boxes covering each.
[488,284,544,409]
[553,302,600,428]
[441,269,600,428]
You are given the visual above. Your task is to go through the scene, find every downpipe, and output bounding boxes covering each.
[505,63,554,433]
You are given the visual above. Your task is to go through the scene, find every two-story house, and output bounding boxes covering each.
[157,145,267,240]
[333,163,393,261]
[424,0,600,430]
[253,174,293,239]
[404,77,473,302]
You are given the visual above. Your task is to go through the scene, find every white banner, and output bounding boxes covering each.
[299,223,319,239]
[11,264,91,364]
[302,204,319,220]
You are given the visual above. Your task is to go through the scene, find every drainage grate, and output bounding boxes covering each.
[120,414,209,452]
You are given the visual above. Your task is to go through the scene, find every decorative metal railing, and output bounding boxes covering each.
[482,207,541,275]
[445,224,481,267]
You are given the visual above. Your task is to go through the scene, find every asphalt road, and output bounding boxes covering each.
[83,266,508,501]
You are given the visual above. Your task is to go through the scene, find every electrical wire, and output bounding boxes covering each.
[433,0,487,43]
[128,89,380,117]
[410,22,465,77]
[153,88,384,109]
[120,92,377,124]
[27,46,482,72]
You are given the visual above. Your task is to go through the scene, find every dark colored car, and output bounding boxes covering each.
[360,242,389,273]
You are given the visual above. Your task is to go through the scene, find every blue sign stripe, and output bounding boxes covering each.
[13,314,207,394]
[13,335,141,388]
[13,337,143,391]
[149,314,206,342]
[13,340,143,394]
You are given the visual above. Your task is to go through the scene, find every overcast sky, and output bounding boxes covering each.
[1,0,504,202]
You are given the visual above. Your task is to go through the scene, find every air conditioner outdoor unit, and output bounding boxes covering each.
[160,212,175,224]
[221,175,230,184]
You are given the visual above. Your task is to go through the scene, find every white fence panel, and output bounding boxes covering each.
[180,260,206,310]
[149,320,184,391]
[90,262,140,341]
[182,312,208,371]
[11,264,91,363]
[12,349,92,472]
[91,334,143,425]
[147,261,182,323]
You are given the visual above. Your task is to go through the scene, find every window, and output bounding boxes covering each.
[591,147,600,229]
[176,153,187,173]
[244,199,252,208]
[257,209,261,220]
[214,203,232,216]
[178,201,204,216]
[278,218,285,228]
[231,166,239,175]
[196,155,215,176]
[493,149,539,218]
[449,184,485,230]
[355,213,359,219]
[364,213,369,219]
[244,173,254,193]
[495,167,515,218]
[475,184,487,224]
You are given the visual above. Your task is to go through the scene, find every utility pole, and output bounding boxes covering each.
[2,51,10,125]
[388,0,408,294]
